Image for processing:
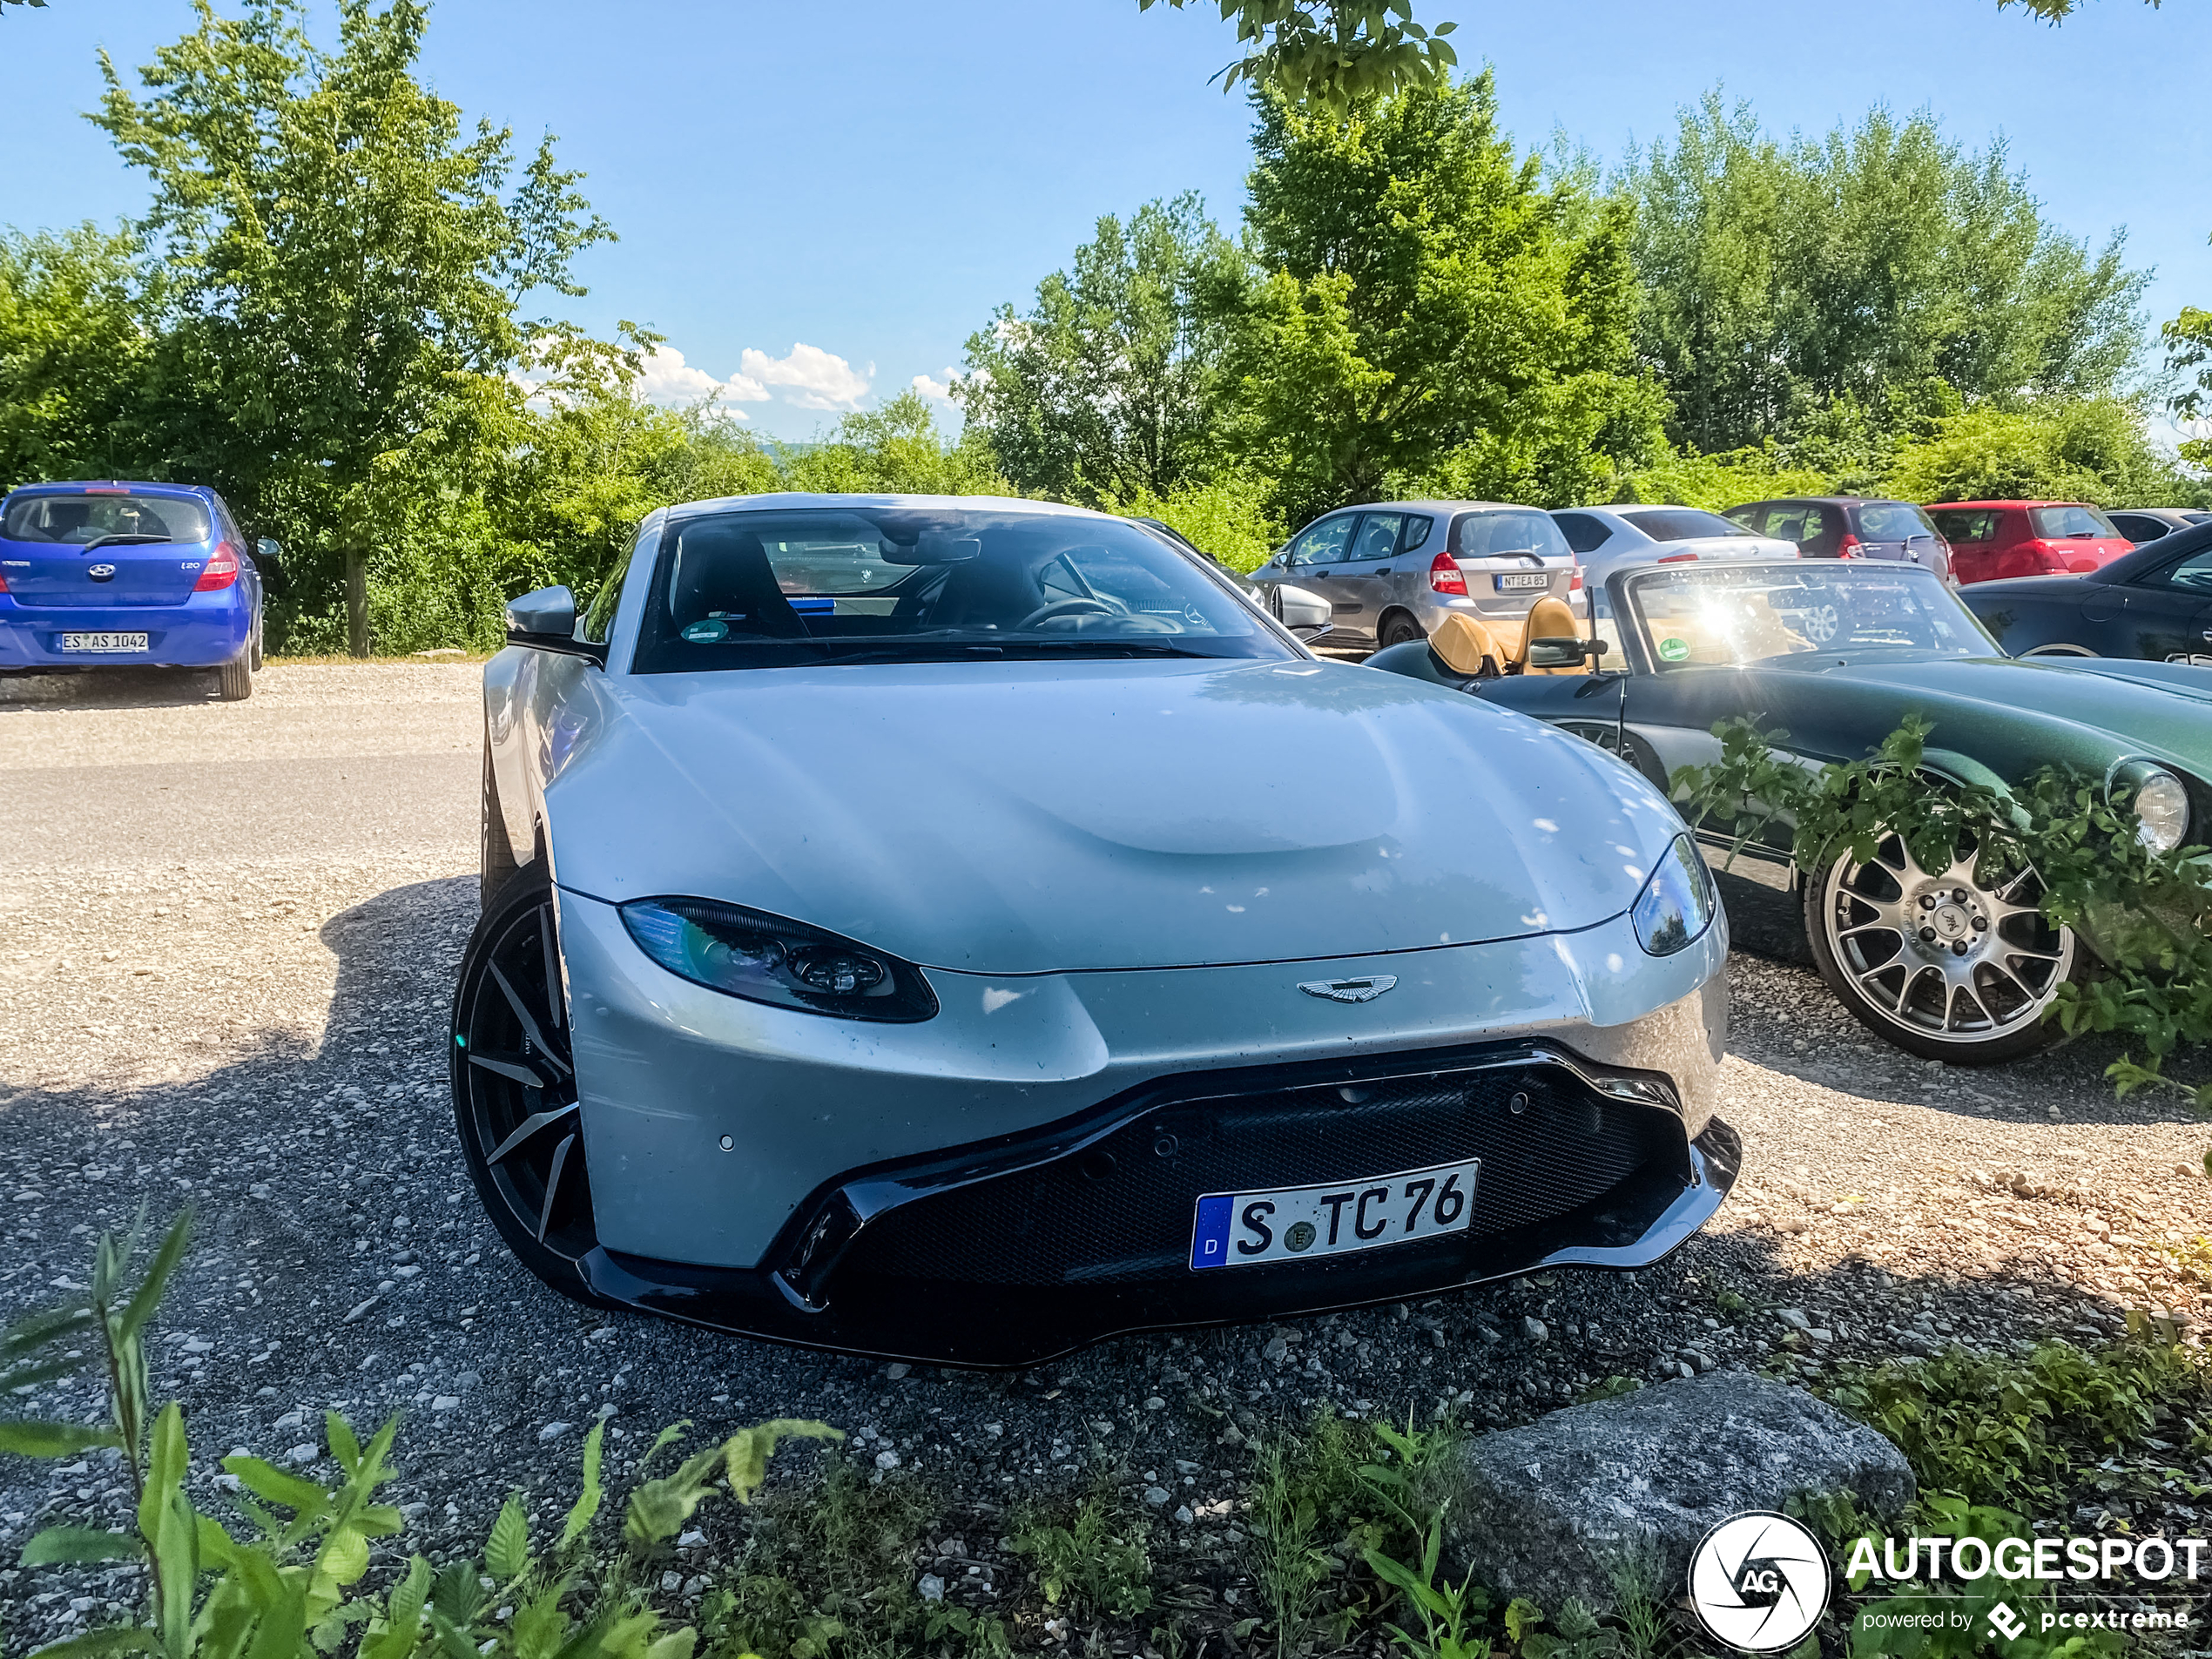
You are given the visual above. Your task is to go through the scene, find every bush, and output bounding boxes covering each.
[1096,474,1285,570]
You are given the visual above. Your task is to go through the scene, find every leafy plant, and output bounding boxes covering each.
[4,1208,839,1659]
[1008,1480,1153,1623]
[1673,713,2212,1112]
[1819,1325,2212,1514]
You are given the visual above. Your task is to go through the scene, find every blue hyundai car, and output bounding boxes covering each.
[0,481,272,698]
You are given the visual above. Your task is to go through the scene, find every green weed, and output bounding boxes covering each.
[1007,1478,1153,1623]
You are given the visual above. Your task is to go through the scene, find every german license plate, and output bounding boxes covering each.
[59,632,149,653]
[1189,1157,1479,1271]
[1493,571,1552,592]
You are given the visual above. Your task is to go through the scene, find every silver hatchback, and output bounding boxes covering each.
[1248,501,1579,650]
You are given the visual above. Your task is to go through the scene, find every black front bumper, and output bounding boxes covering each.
[577,1039,1741,1367]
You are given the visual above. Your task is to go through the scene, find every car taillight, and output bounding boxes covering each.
[0,568,9,593]
[1657,550,1699,564]
[1428,553,1467,595]
[1836,533,1862,557]
[1568,568,1582,590]
[2022,541,2069,574]
[83,485,128,495]
[194,540,240,591]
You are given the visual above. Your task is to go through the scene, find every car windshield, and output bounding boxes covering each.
[629,506,1291,673]
[1450,509,1569,559]
[1,492,210,545]
[1627,563,1993,668]
[2030,505,2121,540]
[1618,508,1756,543]
[1854,503,1939,541]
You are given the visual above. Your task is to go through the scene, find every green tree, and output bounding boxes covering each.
[1221,76,1665,523]
[92,0,610,642]
[1883,398,2182,505]
[1136,1,1455,115]
[1624,92,2148,457]
[783,389,1008,496]
[0,224,150,486]
[960,192,1243,506]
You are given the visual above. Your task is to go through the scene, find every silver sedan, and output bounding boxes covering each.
[460,493,1736,1365]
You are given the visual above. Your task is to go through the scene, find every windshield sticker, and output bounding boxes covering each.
[1657,636,1690,663]
[680,619,730,643]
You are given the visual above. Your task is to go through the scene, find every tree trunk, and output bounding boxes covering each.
[344,551,369,658]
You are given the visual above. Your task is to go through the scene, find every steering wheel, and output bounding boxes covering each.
[1015,597,1118,630]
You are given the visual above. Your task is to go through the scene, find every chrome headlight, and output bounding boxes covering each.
[620,897,939,1022]
[2111,763,2191,855]
[1632,835,1718,956]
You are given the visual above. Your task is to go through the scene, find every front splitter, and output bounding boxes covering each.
[575,1118,1741,1369]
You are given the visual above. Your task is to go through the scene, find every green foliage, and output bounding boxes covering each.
[699,1450,942,1659]
[1008,1480,1154,1622]
[1226,76,1664,524]
[1672,713,2212,1108]
[91,0,610,646]
[0,223,152,486]
[780,391,1006,497]
[1135,1,1457,117]
[1614,442,1834,512]
[1882,397,2188,505]
[1623,91,2149,462]
[1098,474,1285,570]
[1821,1325,2212,1514]
[5,1212,834,1659]
[960,193,1244,506]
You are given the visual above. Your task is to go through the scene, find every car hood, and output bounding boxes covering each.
[543,658,1683,974]
[1779,653,2212,770]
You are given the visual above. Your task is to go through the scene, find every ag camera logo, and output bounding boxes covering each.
[1689,1512,1831,1652]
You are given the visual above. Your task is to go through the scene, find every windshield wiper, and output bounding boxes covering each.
[79,534,172,552]
[992,638,1222,658]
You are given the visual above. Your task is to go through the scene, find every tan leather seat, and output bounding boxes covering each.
[1429,613,1507,678]
[1515,596,1585,675]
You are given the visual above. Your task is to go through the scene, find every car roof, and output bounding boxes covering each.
[1730,496,1919,508]
[1304,500,1547,518]
[663,491,1107,523]
[3,479,215,501]
[1924,499,2086,509]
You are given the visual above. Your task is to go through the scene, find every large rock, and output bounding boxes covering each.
[1434,1372,1913,1615]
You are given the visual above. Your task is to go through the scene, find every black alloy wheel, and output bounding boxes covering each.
[451,867,611,1304]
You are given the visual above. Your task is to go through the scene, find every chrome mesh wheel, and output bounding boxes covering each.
[1816,830,2075,1051]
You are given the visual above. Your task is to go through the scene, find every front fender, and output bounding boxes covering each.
[483,646,537,865]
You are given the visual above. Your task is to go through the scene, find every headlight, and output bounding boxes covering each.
[620,897,939,1022]
[1631,835,1717,957]
[2129,769,2191,854]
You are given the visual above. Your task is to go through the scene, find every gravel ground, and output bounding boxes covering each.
[3,664,2209,1648]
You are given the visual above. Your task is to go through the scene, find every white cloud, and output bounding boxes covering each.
[911,367,961,401]
[737,342,873,411]
[634,345,766,414]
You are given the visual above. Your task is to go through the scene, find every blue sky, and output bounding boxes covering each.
[4,0,2206,441]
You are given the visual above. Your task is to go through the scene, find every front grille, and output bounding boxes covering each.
[833,1056,1687,1290]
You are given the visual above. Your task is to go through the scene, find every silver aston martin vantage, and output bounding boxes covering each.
[456,494,1737,1366]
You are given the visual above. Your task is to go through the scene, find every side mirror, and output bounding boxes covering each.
[506,584,605,664]
[1274,582,1332,631]
[1527,637,1609,670]
[251,537,285,590]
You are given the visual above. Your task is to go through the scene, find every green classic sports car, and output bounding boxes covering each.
[1368,557,2212,1065]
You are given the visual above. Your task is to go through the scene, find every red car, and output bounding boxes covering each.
[1924,501,2134,586]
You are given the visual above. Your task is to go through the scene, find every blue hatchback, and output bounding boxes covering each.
[0,481,270,698]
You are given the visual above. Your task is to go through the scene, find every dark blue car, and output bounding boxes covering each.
[0,481,272,698]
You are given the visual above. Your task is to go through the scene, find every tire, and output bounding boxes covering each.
[480,738,520,909]
[1378,612,1425,650]
[451,866,614,1308]
[217,644,254,701]
[1803,828,2089,1065]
